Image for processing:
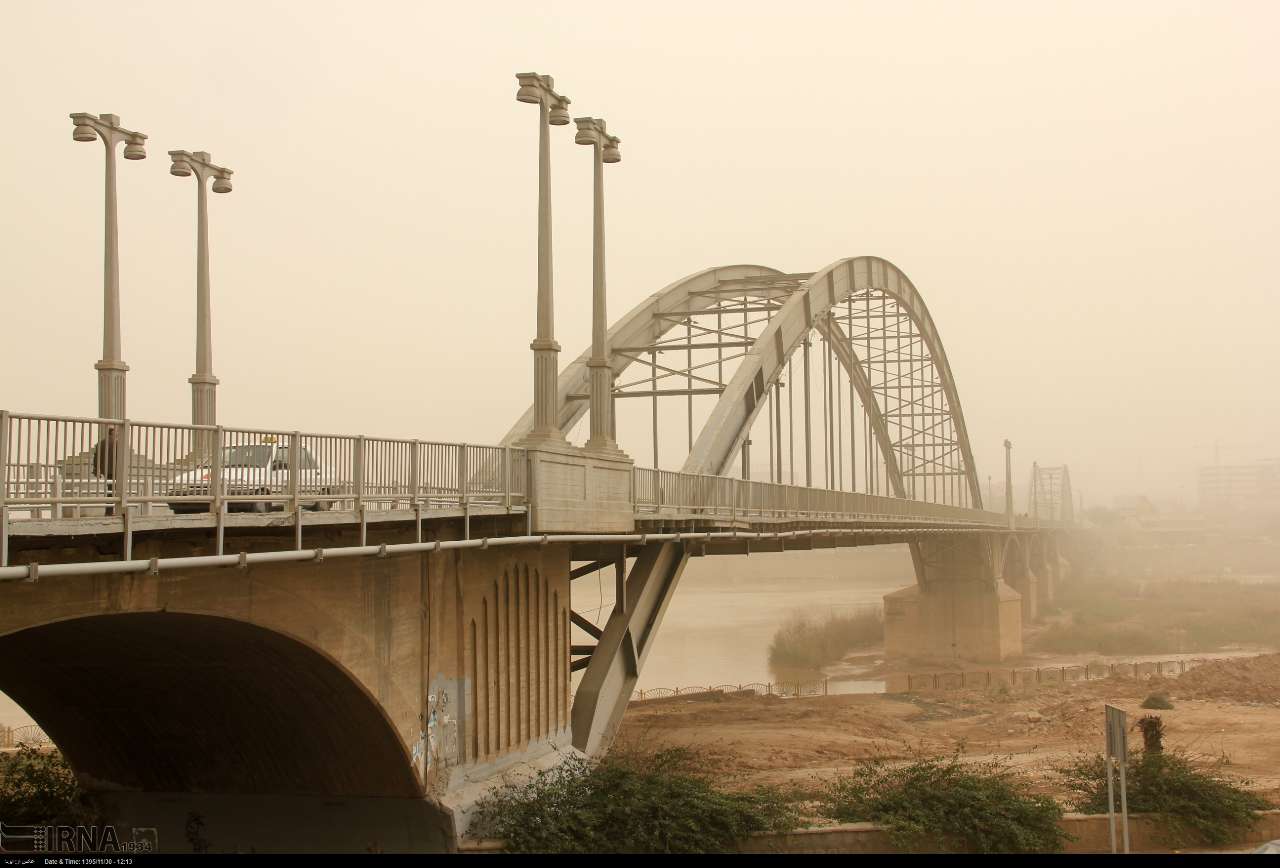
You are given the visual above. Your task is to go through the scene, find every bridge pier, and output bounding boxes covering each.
[1029,533,1058,613]
[1000,535,1039,623]
[883,581,1022,662]
[883,535,1022,662]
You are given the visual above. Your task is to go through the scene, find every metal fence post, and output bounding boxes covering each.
[52,467,63,520]
[118,419,131,559]
[355,435,366,546]
[459,443,470,540]
[290,432,302,550]
[503,445,511,512]
[212,426,225,555]
[410,440,422,511]
[412,440,423,544]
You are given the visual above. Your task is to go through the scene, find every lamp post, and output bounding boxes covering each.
[169,150,233,440]
[1004,439,1014,529]
[70,113,147,420]
[573,117,624,455]
[515,73,572,445]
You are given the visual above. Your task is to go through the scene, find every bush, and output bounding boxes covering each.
[1033,622,1169,655]
[821,755,1069,853]
[0,746,98,826]
[469,747,798,853]
[1141,692,1174,710]
[1059,749,1271,847]
[768,609,884,670]
[1035,577,1280,655]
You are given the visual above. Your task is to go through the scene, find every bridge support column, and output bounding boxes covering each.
[1001,536,1039,623]
[883,535,1022,662]
[571,541,689,756]
[1030,533,1056,613]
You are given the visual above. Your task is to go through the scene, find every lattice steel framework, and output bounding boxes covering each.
[503,257,984,510]
[1029,463,1074,523]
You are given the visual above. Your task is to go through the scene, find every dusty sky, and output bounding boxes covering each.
[3,0,1277,506]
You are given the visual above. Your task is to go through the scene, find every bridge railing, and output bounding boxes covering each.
[633,466,1011,526]
[0,411,528,525]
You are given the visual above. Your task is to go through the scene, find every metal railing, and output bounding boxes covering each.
[631,680,830,703]
[2,409,1056,569]
[633,467,1014,526]
[1,410,528,563]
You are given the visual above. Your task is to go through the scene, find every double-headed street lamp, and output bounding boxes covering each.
[168,150,233,433]
[70,113,147,421]
[573,117,624,455]
[516,73,572,445]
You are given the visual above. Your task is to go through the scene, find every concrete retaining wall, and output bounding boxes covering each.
[739,810,1280,854]
[462,810,1280,853]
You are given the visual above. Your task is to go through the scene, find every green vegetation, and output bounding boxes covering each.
[1059,749,1271,847]
[1141,692,1174,710]
[1032,577,1280,655]
[0,746,98,826]
[821,755,1069,853]
[768,608,883,670]
[470,747,798,853]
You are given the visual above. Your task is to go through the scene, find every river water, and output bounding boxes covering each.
[572,545,918,693]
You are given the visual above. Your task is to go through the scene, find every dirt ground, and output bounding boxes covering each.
[615,654,1280,806]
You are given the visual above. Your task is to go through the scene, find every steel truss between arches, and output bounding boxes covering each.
[503,257,983,510]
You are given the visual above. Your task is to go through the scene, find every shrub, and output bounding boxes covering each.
[1059,749,1271,847]
[0,746,98,827]
[768,609,884,670]
[1140,692,1174,710]
[1033,622,1169,655]
[821,755,1069,853]
[469,747,798,853]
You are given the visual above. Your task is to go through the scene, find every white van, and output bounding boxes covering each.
[167,441,342,513]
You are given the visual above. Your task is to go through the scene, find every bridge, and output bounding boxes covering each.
[2,99,1076,853]
[0,256,1073,851]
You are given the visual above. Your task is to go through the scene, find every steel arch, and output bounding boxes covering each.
[503,256,982,508]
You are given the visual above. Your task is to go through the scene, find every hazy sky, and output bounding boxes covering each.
[3,0,1277,506]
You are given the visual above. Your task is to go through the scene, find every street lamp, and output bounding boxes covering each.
[573,117,625,456]
[168,150,233,437]
[1004,439,1014,529]
[515,73,571,445]
[70,112,147,420]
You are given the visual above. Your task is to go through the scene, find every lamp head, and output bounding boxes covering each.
[122,136,147,160]
[212,175,233,194]
[515,72,544,104]
[168,150,193,176]
[70,113,98,142]
[548,99,571,125]
[574,116,598,145]
[603,136,621,164]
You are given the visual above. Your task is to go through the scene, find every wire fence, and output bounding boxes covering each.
[898,657,1212,693]
[630,680,830,703]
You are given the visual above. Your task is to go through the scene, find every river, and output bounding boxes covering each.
[572,545,918,693]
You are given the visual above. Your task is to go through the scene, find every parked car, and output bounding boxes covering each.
[166,441,343,513]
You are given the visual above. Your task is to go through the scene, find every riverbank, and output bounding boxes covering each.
[615,654,1280,806]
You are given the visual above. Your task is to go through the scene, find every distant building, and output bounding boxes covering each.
[1198,461,1280,512]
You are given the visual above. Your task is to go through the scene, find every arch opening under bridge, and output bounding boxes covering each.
[0,611,451,852]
